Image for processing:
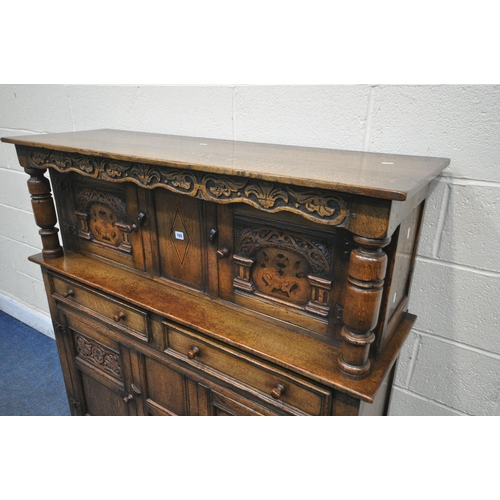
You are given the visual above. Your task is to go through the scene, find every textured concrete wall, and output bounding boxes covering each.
[1,84,498,415]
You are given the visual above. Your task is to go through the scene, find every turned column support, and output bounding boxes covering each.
[25,167,63,259]
[338,235,390,378]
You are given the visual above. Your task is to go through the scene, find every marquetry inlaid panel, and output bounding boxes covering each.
[155,189,206,290]
[233,217,335,317]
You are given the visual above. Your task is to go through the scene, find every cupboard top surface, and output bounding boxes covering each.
[2,129,450,201]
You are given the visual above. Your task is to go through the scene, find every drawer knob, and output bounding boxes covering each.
[113,311,126,322]
[62,289,74,298]
[216,248,229,259]
[271,384,285,399]
[187,346,200,359]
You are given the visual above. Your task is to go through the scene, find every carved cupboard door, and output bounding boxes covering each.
[50,172,152,273]
[57,311,140,416]
[216,204,348,343]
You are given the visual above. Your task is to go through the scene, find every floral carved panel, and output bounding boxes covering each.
[75,333,122,380]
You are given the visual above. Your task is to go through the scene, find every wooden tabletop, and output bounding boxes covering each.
[2,129,450,201]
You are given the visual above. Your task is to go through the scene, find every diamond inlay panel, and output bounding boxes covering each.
[170,208,191,264]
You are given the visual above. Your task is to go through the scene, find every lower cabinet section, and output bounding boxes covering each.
[55,305,331,416]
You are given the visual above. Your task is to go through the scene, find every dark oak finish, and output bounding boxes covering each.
[2,129,449,416]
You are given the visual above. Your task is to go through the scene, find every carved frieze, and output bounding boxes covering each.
[26,147,349,226]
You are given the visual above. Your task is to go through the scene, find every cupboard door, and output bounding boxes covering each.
[154,190,218,293]
[141,356,192,416]
[59,311,138,416]
[217,205,348,342]
[51,172,148,272]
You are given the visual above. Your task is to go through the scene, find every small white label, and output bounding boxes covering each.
[393,292,397,304]
[175,231,184,240]
[407,227,411,239]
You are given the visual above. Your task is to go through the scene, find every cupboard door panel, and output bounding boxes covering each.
[52,172,148,272]
[155,190,206,291]
[81,372,130,416]
[217,205,348,342]
[142,357,189,416]
[59,312,137,416]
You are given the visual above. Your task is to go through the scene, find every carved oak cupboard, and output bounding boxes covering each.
[1,129,449,416]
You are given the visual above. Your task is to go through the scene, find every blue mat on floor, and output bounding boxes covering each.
[0,310,70,416]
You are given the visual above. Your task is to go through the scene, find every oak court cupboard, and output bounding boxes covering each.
[1,129,449,416]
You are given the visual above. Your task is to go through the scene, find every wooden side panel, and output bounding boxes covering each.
[359,364,396,416]
[375,202,424,353]
[332,391,361,416]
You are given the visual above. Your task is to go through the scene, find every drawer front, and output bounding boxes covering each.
[52,274,149,341]
[164,322,332,415]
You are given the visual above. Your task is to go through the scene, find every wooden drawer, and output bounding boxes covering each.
[51,274,149,342]
[163,321,332,415]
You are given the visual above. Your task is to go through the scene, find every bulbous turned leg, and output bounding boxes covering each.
[25,167,63,259]
[338,235,390,378]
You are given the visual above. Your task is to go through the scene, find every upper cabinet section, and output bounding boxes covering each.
[2,129,450,378]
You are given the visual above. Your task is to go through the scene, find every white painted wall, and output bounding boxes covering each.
[1,84,499,416]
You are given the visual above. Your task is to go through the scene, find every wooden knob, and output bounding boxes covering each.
[123,383,141,403]
[187,346,200,359]
[62,289,74,298]
[271,384,285,399]
[123,394,134,404]
[216,248,229,259]
[115,222,138,233]
[113,311,126,322]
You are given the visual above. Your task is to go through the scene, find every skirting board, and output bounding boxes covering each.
[0,293,54,339]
